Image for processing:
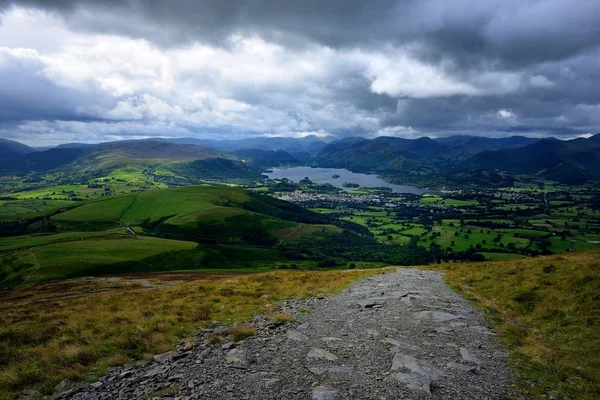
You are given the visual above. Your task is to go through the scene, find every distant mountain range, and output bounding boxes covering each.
[314,135,540,166]
[163,135,332,161]
[0,134,598,184]
[463,135,600,184]
[313,135,600,183]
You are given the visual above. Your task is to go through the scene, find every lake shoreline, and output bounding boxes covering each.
[263,166,427,195]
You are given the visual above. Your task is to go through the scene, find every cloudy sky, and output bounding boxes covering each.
[0,0,599,146]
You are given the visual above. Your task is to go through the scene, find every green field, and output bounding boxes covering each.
[478,252,527,261]
[0,230,128,252]
[420,196,479,206]
[0,185,351,287]
[1,236,197,286]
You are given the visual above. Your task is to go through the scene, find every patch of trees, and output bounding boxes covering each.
[279,234,480,267]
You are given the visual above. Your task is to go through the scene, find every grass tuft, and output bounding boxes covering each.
[265,312,297,323]
[227,324,257,342]
[205,333,222,346]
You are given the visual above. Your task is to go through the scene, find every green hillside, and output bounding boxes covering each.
[0,235,197,286]
[0,186,344,287]
[464,136,600,184]
[50,186,333,240]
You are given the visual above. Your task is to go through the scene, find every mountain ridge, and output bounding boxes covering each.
[2,134,598,184]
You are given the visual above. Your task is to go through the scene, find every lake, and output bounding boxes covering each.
[264,166,426,194]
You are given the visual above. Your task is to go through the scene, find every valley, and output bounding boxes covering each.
[0,134,599,399]
[2,3,599,399]
[257,175,600,261]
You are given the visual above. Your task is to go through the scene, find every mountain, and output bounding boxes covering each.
[0,139,229,175]
[435,135,538,157]
[0,139,35,172]
[315,136,454,174]
[464,135,600,183]
[232,148,300,167]
[4,135,595,184]
[168,135,332,158]
[0,138,309,179]
[0,138,33,156]
[314,135,541,174]
[22,147,89,172]
[0,139,86,173]
[69,140,223,171]
[55,142,96,149]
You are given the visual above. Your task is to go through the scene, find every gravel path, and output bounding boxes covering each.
[59,269,516,400]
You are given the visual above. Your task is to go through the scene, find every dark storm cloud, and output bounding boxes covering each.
[4,0,599,67]
[0,49,115,123]
[0,0,598,144]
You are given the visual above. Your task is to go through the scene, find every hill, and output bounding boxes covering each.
[464,135,600,183]
[5,135,596,186]
[66,140,223,171]
[314,137,432,174]
[232,148,300,167]
[314,135,541,176]
[0,139,34,172]
[0,139,86,173]
[0,139,259,183]
[0,186,344,286]
[0,138,33,156]
[0,248,597,399]
[0,139,300,183]
[50,185,331,238]
[436,135,538,157]
[168,135,332,159]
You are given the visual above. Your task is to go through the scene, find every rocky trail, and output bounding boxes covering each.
[58,269,516,400]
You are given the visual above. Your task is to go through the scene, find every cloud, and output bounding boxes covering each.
[529,75,555,88]
[364,52,479,98]
[0,1,598,145]
[497,109,515,119]
[0,45,113,123]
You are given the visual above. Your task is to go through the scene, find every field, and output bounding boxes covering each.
[0,185,352,287]
[420,196,479,206]
[0,268,383,399]
[477,252,527,261]
[0,236,197,286]
[285,176,600,260]
[0,166,170,218]
[431,250,600,400]
[48,185,317,236]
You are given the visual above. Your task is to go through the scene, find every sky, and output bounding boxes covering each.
[0,1,599,146]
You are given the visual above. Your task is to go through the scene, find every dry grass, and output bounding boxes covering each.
[227,324,257,342]
[0,268,382,399]
[265,312,297,323]
[427,250,600,400]
[205,333,222,346]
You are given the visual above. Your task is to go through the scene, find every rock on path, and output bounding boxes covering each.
[60,269,515,399]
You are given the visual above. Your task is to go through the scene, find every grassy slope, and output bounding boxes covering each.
[0,230,129,252]
[0,269,383,399]
[1,186,342,286]
[52,195,136,223]
[50,186,318,236]
[428,250,600,399]
[0,236,197,286]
